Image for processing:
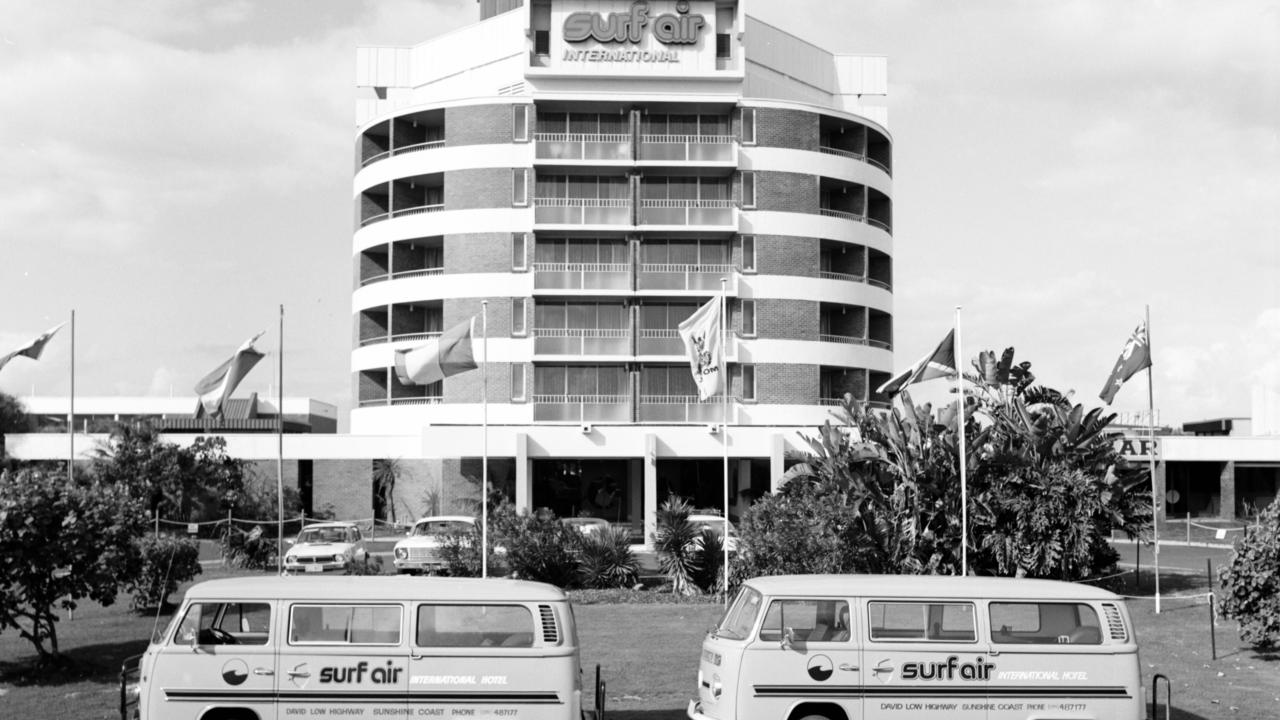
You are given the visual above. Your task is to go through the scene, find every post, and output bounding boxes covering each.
[277,304,285,575]
[1206,558,1214,590]
[1145,305,1160,613]
[481,305,489,580]
[1208,593,1217,660]
[154,509,160,537]
[720,277,730,603]
[1134,543,1140,592]
[955,306,968,576]
[1187,512,1191,544]
[68,309,75,483]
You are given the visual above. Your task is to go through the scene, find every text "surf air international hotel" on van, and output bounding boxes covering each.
[352,0,892,540]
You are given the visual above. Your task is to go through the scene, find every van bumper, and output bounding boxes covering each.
[687,699,715,720]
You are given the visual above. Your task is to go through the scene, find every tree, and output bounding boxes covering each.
[0,468,146,665]
[1218,498,1280,649]
[0,391,31,469]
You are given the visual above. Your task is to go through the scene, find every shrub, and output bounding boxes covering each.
[653,497,702,595]
[128,534,202,609]
[221,525,276,570]
[577,526,640,589]
[437,512,510,578]
[500,513,581,588]
[1218,498,1280,649]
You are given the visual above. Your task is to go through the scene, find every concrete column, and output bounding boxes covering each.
[515,433,531,512]
[627,458,643,531]
[1220,461,1236,520]
[770,434,785,494]
[736,458,751,518]
[644,433,658,550]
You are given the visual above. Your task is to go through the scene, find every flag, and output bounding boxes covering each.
[1099,321,1151,404]
[678,297,723,401]
[394,318,478,386]
[0,323,66,374]
[195,332,265,416]
[875,328,957,397]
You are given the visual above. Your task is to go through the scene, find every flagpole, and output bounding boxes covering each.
[68,309,75,483]
[955,306,968,576]
[720,278,730,604]
[1146,305,1160,613]
[277,304,285,575]
[481,304,489,580]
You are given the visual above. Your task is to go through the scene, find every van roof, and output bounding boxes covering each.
[742,574,1122,601]
[183,576,568,602]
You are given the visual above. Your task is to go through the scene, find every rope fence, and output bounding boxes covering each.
[151,513,414,544]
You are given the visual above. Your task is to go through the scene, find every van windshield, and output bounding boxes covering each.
[716,587,762,640]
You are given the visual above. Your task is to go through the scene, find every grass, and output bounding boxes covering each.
[1,568,1277,720]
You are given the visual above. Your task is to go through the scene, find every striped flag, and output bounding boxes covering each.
[0,323,65,374]
[195,332,265,416]
[678,297,723,401]
[394,318,478,386]
[1099,321,1151,404]
[876,328,957,397]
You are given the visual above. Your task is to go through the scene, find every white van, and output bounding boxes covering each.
[122,575,602,720]
[689,575,1144,720]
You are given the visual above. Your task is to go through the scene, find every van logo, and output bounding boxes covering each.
[221,659,249,686]
[806,655,833,682]
[874,659,895,684]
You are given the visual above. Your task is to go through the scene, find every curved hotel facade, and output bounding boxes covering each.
[351,0,893,534]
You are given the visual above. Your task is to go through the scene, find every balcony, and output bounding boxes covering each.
[533,328,630,356]
[818,208,890,233]
[362,139,445,168]
[535,133,631,162]
[638,134,735,164]
[534,198,632,226]
[637,395,723,423]
[532,394,630,423]
[636,329,681,356]
[637,263,733,292]
[534,262,630,291]
[360,267,443,287]
[819,146,890,176]
[639,199,734,227]
[360,203,444,228]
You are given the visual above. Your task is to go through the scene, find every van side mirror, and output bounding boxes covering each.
[780,627,795,650]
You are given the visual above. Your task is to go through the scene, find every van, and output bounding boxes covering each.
[122,576,603,720]
[689,575,1144,720]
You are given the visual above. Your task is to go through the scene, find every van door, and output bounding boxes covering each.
[737,596,863,720]
[861,599,988,720]
[986,600,1141,720]
[277,602,409,716]
[165,600,278,720]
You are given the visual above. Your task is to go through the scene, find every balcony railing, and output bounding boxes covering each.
[637,328,682,355]
[639,199,734,226]
[359,267,444,287]
[534,197,632,226]
[533,262,630,291]
[638,134,735,163]
[535,133,631,161]
[532,394,630,422]
[820,333,870,346]
[360,203,445,228]
[817,270,893,291]
[818,208,891,233]
[357,330,442,348]
[361,139,445,168]
[638,395,724,423]
[818,145,891,176]
[358,396,444,407]
[534,328,630,356]
[637,263,733,291]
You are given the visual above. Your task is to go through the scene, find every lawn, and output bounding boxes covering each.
[0,568,1276,720]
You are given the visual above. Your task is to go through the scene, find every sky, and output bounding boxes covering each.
[0,0,1276,431]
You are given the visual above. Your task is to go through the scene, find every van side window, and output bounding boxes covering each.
[174,602,271,646]
[990,602,1103,645]
[759,599,850,643]
[290,604,402,645]
[868,601,976,642]
[417,604,534,647]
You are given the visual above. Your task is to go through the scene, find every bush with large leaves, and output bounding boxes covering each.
[576,525,640,589]
[1217,498,1280,649]
[128,534,202,610]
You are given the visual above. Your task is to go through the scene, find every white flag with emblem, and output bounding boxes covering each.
[678,297,723,401]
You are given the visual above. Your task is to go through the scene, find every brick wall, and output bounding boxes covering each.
[755,235,818,277]
[357,369,388,404]
[444,362,521,403]
[446,233,512,274]
[359,189,387,222]
[754,107,820,151]
[446,168,517,210]
[752,363,818,405]
[757,298,818,341]
[754,171,818,214]
[446,104,518,147]
[446,297,514,336]
[359,308,388,342]
[311,459,375,521]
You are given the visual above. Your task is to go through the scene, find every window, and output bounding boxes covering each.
[511,363,526,402]
[717,587,764,640]
[512,168,529,206]
[512,298,527,336]
[739,364,756,402]
[740,171,755,209]
[868,601,976,642]
[740,108,755,145]
[990,603,1104,645]
[174,602,272,646]
[739,300,756,337]
[759,599,851,643]
[740,235,756,272]
[289,604,401,645]
[512,232,528,271]
[716,33,731,59]
[416,604,535,647]
[512,106,529,142]
[533,30,550,56]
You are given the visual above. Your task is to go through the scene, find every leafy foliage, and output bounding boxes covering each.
[0,468,146,663]
[1218,498,1280,649]
[576,525,640,589]
[494,507,582,587]
[220,525,277,570]
[653,497,704,595]
[128,534,202,610]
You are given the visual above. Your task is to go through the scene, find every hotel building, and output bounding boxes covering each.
[349,0,894,534]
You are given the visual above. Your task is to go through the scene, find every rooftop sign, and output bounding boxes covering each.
[563,0,706,45]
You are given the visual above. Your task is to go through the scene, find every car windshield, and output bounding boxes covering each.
[297,528,347,544]
[413,521,471,537]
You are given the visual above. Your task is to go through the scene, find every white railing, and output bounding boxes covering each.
[820,334,869,346]
[391,331,442,343]
[358,396,443,407]
[534,262,629,273]
[537,197,630,207]
[393,268,444,280]
[641,263,732,274]
[638,328,679,338]
[819,145,891,175]
[641,134,734,144]
[531,394,629,404]
[360,203,445,227]
[536,132,631,143]
[361,139,445,167]
[534,328,629,339]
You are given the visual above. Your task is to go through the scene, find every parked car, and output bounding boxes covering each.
[563,517,611,537]
[393,515,477,575]
[687,513,739,553]
[282,522,369,574]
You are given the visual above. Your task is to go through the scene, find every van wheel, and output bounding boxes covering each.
[795,714,833,720]
[200,708,260,720]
